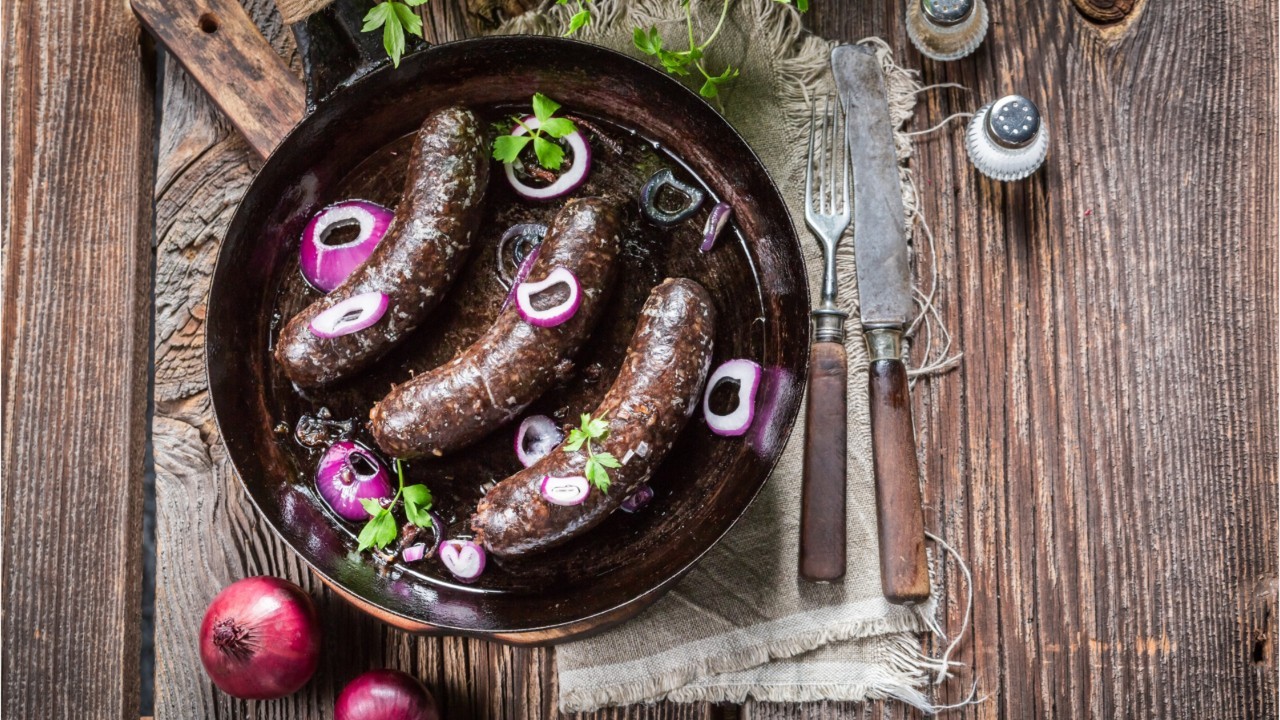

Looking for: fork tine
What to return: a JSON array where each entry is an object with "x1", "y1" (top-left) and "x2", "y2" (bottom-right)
[
  {"x1": 819, "y1": 96, "x2": 829, "y2": 215},
  {"x1": 805, "y1": 103, "x2": 816, "y2": 216},
  {"x1": 840, "y1": 98, "x2": 851, "y2": 217}
]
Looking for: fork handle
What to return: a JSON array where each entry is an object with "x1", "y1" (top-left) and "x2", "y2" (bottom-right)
[
  {"x1": 868, "y1": 336, "x2": 931, "y2": 604},
  {"x1": 800, "y1": 340, "x2": 848, "y2": 582}
]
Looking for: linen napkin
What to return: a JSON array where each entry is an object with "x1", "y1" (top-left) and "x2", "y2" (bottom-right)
[{"x1": 490, "y1": 0, "x2": 946, "y2": 712}]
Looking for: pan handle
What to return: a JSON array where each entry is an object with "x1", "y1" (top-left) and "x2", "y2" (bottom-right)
[
  {"x1": 130, "y1": 0, "x2": 425, "y2": 158},
  {"x1": 293, "y1": 0, "x2": 427, "y2": 110}
]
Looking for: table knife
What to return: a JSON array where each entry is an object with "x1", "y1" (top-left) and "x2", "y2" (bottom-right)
[{"x1": 831, "y1": 44, "x2": 931, "y2": 604}]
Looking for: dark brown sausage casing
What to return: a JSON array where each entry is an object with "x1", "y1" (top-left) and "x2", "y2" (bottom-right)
[
  {"x1": 471, "y1": 278, "x2": 716, "y2": 558},
  {"x1": 273, "y1": 107, "x2": 489, "y2": 387},
  {"x1": 369, "y1": 197, "x2": 624, "y2": 458}
]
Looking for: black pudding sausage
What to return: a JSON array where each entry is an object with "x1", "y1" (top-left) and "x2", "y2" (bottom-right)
[
  {"x1": 471, "y1": 278, "x2": 716, "y2": 558},
  {"x1": 274, "y1": 106, "x2": 489, "y2": 387},
  {"x1": 369, "y1": 197, "x2": 624, "y2": 458}
]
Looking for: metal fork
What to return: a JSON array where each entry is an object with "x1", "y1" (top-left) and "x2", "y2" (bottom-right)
[{"x1": 799, "y1": 97, "x2": 852, "y2": 583}]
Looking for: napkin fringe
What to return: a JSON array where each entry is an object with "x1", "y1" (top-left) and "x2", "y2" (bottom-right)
[{"x1": 558, "y1": 605, "x2": 940, "y2": 712}]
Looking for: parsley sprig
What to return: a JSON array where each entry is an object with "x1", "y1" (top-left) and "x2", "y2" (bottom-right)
[
  {"x1": 361, "y1": 0, "x2": 427, "y2": 68},
  {"x1": 357, "y1": 459, "x2": 434, "y2": 552},
  {"x1": 492, "y1": 93, "x2": 579, "y2": 171},
  {"x1": 563, "y1": 412, "x2": 621, "y2": 493}
]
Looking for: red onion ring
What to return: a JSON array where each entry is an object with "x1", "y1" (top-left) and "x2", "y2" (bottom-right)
[
  {"x1": 702, "y1": 359, "x2": 763, "y2": 436},
  {"x1": 300, "y1": 200, "x2": 393, "y2": 293},
  {"x1": 503, "y1": 116, "x2": 592, "y2": 200},
  {"x1": 620, "y1": 484, "x2": 654, "y2": 513},
  {"x1": 539, "y1": 474, "x2": 590, "y2": 506},
  {"x1": 309, "y1": 291, "x2": 388, "y2": 338},
  {"x1": 501, "y1": 244, "x2": 542, "y2": 313},
  {"x1": 700, "y1": 202, "x2": 733, "y2": 252},
  {"x1": 438, "y1": 540, "x2": 486, "y2": 582},
  {"x1": 402, "y1": 543, "x2": 427, "y2": 563},
  {"x1": 514, "y1": 267, "x2": 580, "y2": 327},
  {"x1": 496, "y1": 223, "x2": 547, "y2": 287},
  {"x1": 515, "y1": 415, "x2": 564, "y2": 467},
  {"x1": 315, "y1": 441, "x2": 394, "y2": 521}
]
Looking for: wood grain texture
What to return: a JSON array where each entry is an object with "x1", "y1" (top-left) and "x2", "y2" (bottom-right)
[
  {"x1": 1, "y1": 0, "x2": 154, "y2": 717},
  {"x1": 800, "y1": 340, "x2": 850, "y2": 582},
  {"x1": 132, "y1": 0, "x2": 305, "y2": 158},
  {"x1": 145, "y1": 0, "x2": 1277, "y2": 718},
  {"x1": 868, "y1": 358, "x2": 929, "y2": 604}
]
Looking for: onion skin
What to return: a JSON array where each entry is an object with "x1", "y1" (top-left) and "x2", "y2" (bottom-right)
[
  {"x1": 300, "y1": 201, "x2": 393, "y2": 293},
  {"x1": 700, "y1": 202, "x2": 732, "y2": 252},
  {"x1": 514, "y1": 415, "x2": 564, "y2": 467},
  {"x1": 335, "y1": 669, "x2": 439, "y2": 720},
  {"x1": 316, "y1": 441, "x2": 394, "y2": 521},
  {"x1": 199, "y1": 576, "x2": 321, "y2": 700},
  {"x1": 514, "y1": 267, "x2": 581, "y2": 328}
]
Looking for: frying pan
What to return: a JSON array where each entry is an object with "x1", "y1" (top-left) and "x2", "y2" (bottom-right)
[{"x1": 134, "y1": 0, "x2": 810, "y2": 644}]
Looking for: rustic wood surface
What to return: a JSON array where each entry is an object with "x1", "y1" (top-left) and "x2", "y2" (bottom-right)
[
  {"x1": 116, "y1": 0, "x2": 1280, "y2": 718},
  {"x1": 1, "y1": 0, "x2": 155, "y2": 718}
]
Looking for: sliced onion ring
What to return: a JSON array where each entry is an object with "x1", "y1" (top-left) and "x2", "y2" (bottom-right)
[
  {"x1": 503, "y1": 116, "x2": 592, "y2": 201},
  {"x1": 539, "y1": 474, "x2": 590, "y2": 506},
  {"x1": 401, "y1": 543, "x2": 427, "y2": 563},
  {"x1": 501, "y1": 244, "x2": 542, "y2": 313},
  {"x1": 702, "y1": 359, "x2": 763, "y2": 436},
  {"x1": 700, "y1": 202, "x2": 732, "y2": 253},
  {"x1": 496, "y1": 223, "x2": 548, "y2": 289},
  {"x1": 515, "y1": 267, "x2": 580, "y2": 327},
  {"x1": 300, "y1": 200, "x2": 393, "y2": 293},
  {"x1": 439, "y1": 540, "x2": 486, "y2": 582},
  {"x1": 641, "y1": 168, "x2": 706, "y2": 226},
  {"x1": 309, "y1": 291, "x2": 389, "y2": 339},
  {"x1": 515, "y1": 415, "x2": 564, "y2": 467},
  {"x1": 620, "y1": 484, "x2": 654, "y2": 513}
]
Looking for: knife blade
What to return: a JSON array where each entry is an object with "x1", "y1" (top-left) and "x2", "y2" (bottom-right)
[
  {"x1": 831, "y1": 44, "x2": 913, "y2": 329},
  {"x1": 830, "y1": 43, "x2": 931, "y2": 605}
]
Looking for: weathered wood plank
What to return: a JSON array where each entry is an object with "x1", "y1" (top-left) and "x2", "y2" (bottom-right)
[
  {"x1": 147, "y1": 0, "x2": 1277, "y2": 718},
  {"x1": 1, "y1": 0, "x2": 155, "y2": 717}
]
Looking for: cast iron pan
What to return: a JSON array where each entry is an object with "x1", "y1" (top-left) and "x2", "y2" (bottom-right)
[{"x1": 135, "y1": 0, "x2": 810, "y2": 644}]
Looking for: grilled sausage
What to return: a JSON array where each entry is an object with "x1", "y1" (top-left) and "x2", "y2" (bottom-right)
[
  {"x1": 274, "y1": 107, "x2": 489, "y2": 387},
  {"x1": 369, "y1": 197, "x2": 624, "y2": 458},
  {"x1": 471, "y1": 278, "x2": 716, "y2": 558}
]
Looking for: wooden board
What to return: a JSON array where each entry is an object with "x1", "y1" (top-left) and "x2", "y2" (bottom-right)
[
  {"x1": 142, "y1": 1, "x2": 1278, "y2": 719},
  {"x1": 1, "y1": 0, "x2": 155, "y2": 718}
]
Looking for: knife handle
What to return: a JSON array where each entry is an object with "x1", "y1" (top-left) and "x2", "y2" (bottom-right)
[
  {"x1": 868, "y1": 354, "x2": 931, "y2": 604},
  {"x1": 800, "y1": 340, "x2": 848, "y2": 582}
]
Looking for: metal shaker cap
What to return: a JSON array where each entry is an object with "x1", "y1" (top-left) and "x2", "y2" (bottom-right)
[
  {"x1": 965, "y1": 94, "x2": 1050, "y2": 181},
  {"x1": 907, "y1": 0, "x2": 987, "y2": 62},
  {"x1": 985, "y1": 95, "x2": 1041, "y2": 148},
  {"x1": 921, "y1": 0, "x2": 974, "y2": 26}
]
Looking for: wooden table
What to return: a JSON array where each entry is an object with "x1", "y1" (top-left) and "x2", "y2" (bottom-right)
[{"x1": 4, "y1": 0, "x2": 1276, "y2": 717}]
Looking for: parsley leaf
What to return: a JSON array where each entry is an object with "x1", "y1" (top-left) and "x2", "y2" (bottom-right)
[
  {"x1": 532, "y1": 92, "x2": 561, "y2": 123},
  {"x1": 402, "y1": 483, "x2": 433, "y2": 528},
  {"x1": 699, "y1": 65, "x2": 738, "y2": 99},
  {"x1": 566, "y1": 9, "x2": 590, "y2": 35},
  {"x1": 562, "y1": 412, "x2": 617, "y2": 494},
  {"x1": 361, "y1": 0, "x2": 426, "y2": 68},
  {"x1": 492, "y1": 134, "x2": 531, "y2": 164},
  {"x1": 538, "y1": 117, "x2": 576, "y2": 139},
  {"x1": 533, "y1": 136, "x2": 566, "y2": 170},
  {"x1": 355, "y1": 459, "x2": 434, "y2": 553},
  {"x1": 633, "y1": 26, "x2": 663, "y2": 55},
  {"x1": 357, "y1": 509, "x2": 396, "y2": 552}
]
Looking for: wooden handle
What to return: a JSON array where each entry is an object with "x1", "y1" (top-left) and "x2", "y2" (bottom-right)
[
  {"x1": 800, "y1": 341, "x2": 848, "y2": 582},
  {"x1": 130, "y1": 0, "x2": 305, "y2": 158},
  {"x1": 869, "y1": 358, "x2": 931, "y2": 603}
]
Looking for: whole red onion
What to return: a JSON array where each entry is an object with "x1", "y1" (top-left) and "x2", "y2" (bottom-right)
[
  {"x1": 336, "y1": 669, "x2": 439, "y2": 720},
  {"x1": 199, "y1": 576, "x2": 322, "y2": 700}
]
